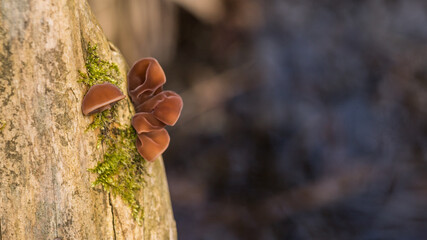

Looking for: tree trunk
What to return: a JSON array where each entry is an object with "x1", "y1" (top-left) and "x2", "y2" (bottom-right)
[{"x1": 0, "y1": 0, "x2": 177, "y2": 239}]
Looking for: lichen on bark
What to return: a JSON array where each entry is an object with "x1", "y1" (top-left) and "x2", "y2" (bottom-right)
[{"x1": 0, "y1": 119, "x2": 5, "y2": 131}]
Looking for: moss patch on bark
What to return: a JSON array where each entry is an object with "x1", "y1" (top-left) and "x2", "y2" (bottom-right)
[{"x1": 79, "y1": 43, "x2": 145, "y2": 224}]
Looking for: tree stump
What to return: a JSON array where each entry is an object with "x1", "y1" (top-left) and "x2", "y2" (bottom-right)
[{"x1": 0, "y1": 0, "x2": 177, "y2": 239}]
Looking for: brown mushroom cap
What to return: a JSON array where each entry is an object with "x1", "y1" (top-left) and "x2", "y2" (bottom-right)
[
  {"x1": 132, "y1": 112, "x2": 166, "y2": 133},
  {"x1": 127, "y1": 58, "x2": 166, "y2": 106},
  {"x1": 81, "y1": 83, "x2": 126, "y2": 115},
  {"x1": 134, "y1": 91, "x2": 183, "y2": 126},
  {"x1": 136, "y1": 129, "x2": 170, "y2": 161}
]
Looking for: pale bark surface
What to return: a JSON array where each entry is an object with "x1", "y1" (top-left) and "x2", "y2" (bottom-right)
[{"x1": 0, "y1": 0, "x2": 177, "y2": 239}]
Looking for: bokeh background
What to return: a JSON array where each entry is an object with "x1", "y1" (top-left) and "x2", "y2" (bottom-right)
[{"x1": 88, "y1": 0, "x2": 427, "y2": 239}]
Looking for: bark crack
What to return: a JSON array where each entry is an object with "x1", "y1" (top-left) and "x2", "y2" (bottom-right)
[
  {"x1": 49, "y1": 135, "x2": 59, "y2": 237},
  {"x1": 52, "y1": 166, "x2": 59, "y2": 237},
  {"x1": 108, "y1": 193, "x2": 117, "y2": 240}
]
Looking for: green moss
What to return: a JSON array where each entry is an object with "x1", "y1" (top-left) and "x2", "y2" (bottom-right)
[
  {"x1": 79, "y1": 43, "x2": 146, "y2": 224},
  {"x1": 78, "y1": 43, "x2": 121, "y2": 87}
]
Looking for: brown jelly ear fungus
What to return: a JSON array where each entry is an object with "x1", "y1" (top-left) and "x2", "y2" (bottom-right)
[
  {"x1": 132, "y1": 112, "x2": 166, "y2": 133},
  {"x1": 134, "y1": 90, "x2": 183, "y2": 126},
  {"x1": 81, "y1": 83, "x2": 125, "y2": 115},
  {"x1": 127, "y1": 58, "x2": 166, "y2": 106},
  {"x1": 136, "y1": 129, "x2": 170, "y2": 162},
  {"x1": 131, "y1": 90, "x2": 183, "y2": 133},
  {"x1": 132, "y1": 91, "x2": 183, "y2": 134},
  {"x1": 127, "y1": 58, "x2": 183, "y2": 162}
]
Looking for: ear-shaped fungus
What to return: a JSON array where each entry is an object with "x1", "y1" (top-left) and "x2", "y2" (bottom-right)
[
  {"x1": 132, "y1": 112, "x2": 166, "y2": 133},
  {"x1": 127, "y1": 58, "x2": 166, "y2": 106},
  {"x1": 136, "y1": 129, "x2": 170, "y2": 162},
  {"x1": 134, "y1": 91, "x2": 183, "y2": 126},
  {"x1": 82, "y1": 83, "x2": 125, "y2": 115}
]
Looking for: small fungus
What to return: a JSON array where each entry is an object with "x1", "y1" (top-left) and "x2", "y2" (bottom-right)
[
  {"x1": 128, "y1": 58, "x2": 166, "y2": 106},
  {"x1": 132, "y1": 112, "x2": 166, "y2": 133},
  {"x1": 81, "y1": 83, "x2": 125, "y2": 115},
  {"x1": 136, "y1": 129, "x2": 170, "y2": 162},
  {"x1": 134, "y1": 90, "x2": 183, "y2": 126}
]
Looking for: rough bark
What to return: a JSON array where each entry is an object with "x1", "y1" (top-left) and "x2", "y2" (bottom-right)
[{"x1": 0, "y1": 0, "x2": 177, "y2": 239}]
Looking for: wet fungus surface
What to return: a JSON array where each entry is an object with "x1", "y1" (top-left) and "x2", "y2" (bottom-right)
[
  {"x1": 132, "y1": 112, "x2": 166, "y2": 133},
  {"x1": 136, "y1": 128, "x2": 170, "y2": 162},
  {"x1": 81, "y1": 82, "x2": 125, "y2": 115},
  {"x1": 128, "y1": 57, "x2": 166, "y2": 106},
  {"x1": 134, "y1": 90, "x2": 183, "y2": 126}
]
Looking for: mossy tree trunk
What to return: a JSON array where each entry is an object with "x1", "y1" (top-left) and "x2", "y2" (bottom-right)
[{"x1": 0, "y1": 0, "x2": 177, "y2": 239}]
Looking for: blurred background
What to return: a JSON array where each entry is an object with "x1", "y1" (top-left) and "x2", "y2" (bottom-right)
[{"x1": 88, "y1": 0, "x2": 427, "y2": 239}]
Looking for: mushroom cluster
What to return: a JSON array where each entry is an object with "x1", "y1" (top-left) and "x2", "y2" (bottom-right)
[
  {"x1": 81, "y1": 58, "x2": 182, "y2": 163},
  {"x1": 128, "y1": 58, "x2": 183, "y2": 162}
]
